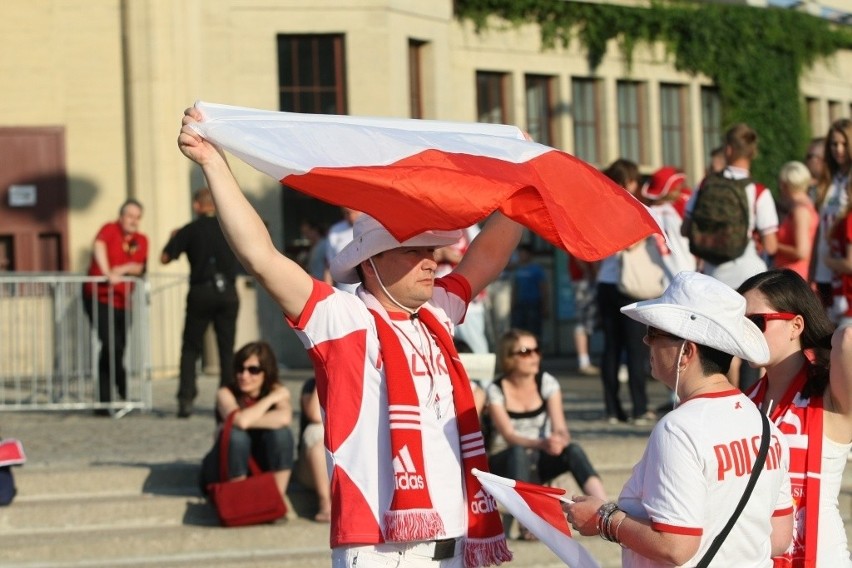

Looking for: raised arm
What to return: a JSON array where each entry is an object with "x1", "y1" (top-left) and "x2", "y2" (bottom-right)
[
  {"x1": 454, "y1": 212, "x2": 523, "y2": 297},
  {"x1": 178, "y1": 107, "x2": 313, "y2": 319}
]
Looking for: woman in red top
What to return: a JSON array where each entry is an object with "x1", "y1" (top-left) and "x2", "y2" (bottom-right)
[{"x1": 774, "y1": 161, "x2": 818, "y2": 280}]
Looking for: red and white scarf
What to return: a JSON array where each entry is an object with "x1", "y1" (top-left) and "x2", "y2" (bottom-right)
[
  {"x1": 747, "y1": 364, "x2": 823, "y2": 567},
  {"x1": 369, "y1": 307, "x2": 512, "y2": 568}
]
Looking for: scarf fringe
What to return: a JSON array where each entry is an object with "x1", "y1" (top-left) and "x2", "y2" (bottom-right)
[
  {"x1": 463, "y1": 535, "x2": 513, "y2": 568},
  {"x1": 383, "y1": 509, "x2": 445, "y2": 542}
]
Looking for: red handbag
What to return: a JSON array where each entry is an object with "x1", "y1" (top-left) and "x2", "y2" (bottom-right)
[{"x1": 207, "y1": 410, "x2": 287, "y2": 527}]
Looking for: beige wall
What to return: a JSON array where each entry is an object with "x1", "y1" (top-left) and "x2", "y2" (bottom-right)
[
  {"x1": 2, "y1": 0, "x2": 851, "y2": 365},
  {"x1": 4, "y1": 0, "x2": 848, "y2": 265},
  {"x1": 1, "y1": 0, "x2": 128, "y2": 270}
]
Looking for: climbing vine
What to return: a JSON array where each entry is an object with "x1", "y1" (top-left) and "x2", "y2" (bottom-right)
[{"x1": 455, "y1": 0, "x2": 852, "y2": 185}]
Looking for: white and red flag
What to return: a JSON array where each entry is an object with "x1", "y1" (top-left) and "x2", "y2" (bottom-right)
[
  {"x1": 472, "y1": 468, "x2": 600, "y2": 568},
  {"x1": 189, "y1": 101, "x2": 659, "y2": 260}
]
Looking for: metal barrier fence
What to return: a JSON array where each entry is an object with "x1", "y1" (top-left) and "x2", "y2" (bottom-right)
[
  {"x1": 0, "y1": 272, "x2": 270, "y2": 417},
  {"x1": 0, "y1": 274, "x2": 185, "y2": 416}
]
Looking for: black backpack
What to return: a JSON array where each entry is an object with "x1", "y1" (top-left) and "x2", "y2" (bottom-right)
[{"x1": 687, "y1": 172, "x2": 755, "y2": 265}]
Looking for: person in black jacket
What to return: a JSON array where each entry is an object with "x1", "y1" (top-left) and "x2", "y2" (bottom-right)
[{"x1": 162, "y1": 187, "x2": 241, "y2": 418}]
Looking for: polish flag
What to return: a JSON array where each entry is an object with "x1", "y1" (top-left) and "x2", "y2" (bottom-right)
[
  {"x1": 189, "y1": 102, "x2": 659, "y2": 261},
  {"x1": 472, "y1": 469, "x2": 600, "y2": 568}
]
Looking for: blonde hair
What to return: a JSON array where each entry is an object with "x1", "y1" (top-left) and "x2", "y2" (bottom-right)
[{"x1": 778, "y1": 161, "x2": 811, "y2": 193}]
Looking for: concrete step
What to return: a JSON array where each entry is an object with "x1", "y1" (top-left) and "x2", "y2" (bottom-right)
[
  {"x1": 13, "y1": 463, "x2": 201, "y2": 501},
  {"x1": 0, "y1": 493, "x2": 209, "y2": 534},
  {"x1": 0, "y1": 522, "x2": 328, "y2": 566},
  {"x1": 4, "y1": 441, "x2": 850, "y2": 567}
]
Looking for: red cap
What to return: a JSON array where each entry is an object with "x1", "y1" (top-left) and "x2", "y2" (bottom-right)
[{"x1": 641, "y1": 166, "x2": 687, "y2": 200}]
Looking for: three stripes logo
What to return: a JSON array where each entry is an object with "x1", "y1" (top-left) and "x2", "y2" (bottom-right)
[{"x1": 392, "y1": 445, "x2": 425, "y2": 490}]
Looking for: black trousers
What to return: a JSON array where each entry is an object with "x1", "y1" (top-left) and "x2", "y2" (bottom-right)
[
  {"x1": 177, "y1": 284, "x2": 239, "y2": 405},
  {"x1": 488, "y1": 443, "x2": 599, "y2": 489},
  {"x1": 83, "y1": 296, "x2": 129, "y2": 403},
  {"x1": 597, "y1": 282, "x2": 649, "y2": 421}
]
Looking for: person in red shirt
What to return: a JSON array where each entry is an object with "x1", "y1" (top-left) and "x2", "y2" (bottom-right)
[{"x1": 83, "y1": 199, "x2": 148, "y2": 414}]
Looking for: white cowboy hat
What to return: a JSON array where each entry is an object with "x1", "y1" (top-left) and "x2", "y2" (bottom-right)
[
  {"x1": 620, "y1": 271, "x2": 769, "y2": 364},
  {"x1": 329, "y1": 214, "x2": 461, "y2": 284}
]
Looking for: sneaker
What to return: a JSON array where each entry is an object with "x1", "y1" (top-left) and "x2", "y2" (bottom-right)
[
  {"x1": 579, "y1": 364, "x2": 600, "y2": 376},
  {"x1": 618, "y1": 364, "x2": 629, "y2": 383},
  {"x1": 632, "y1": 411, "x2": 657, "y2": 426}
]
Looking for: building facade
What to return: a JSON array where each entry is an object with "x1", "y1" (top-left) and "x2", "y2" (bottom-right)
[{"x1": 1, "y1": 0, "x2": 850, "y2": 364}]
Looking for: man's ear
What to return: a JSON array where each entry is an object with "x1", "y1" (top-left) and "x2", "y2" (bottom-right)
[{"x1": 680, "y1": 340, "x2": 694, "y2": 370}]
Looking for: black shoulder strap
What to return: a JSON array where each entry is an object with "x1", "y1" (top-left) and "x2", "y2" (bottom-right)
[{"x1": 696, "y1": 411, "x2": 771, "y2": 567}]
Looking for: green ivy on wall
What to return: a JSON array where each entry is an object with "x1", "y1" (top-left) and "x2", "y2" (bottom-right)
[{"x1": 455, "y1": 0, "x2": 852, "y2": 185}]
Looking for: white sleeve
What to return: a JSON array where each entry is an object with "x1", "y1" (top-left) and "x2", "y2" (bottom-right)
[
  {"x1": 640, "y1": 422, "x2": 706, "y2": 533},
  {"x1": 754, "y1": 187, "x2": 779, "y2": 235},
  {"x1": 485, "y1": 381, "x2": 505, "y2": 407},
  {"x1": 540, "y1": 372, "x2": 560, "y2": 400}
]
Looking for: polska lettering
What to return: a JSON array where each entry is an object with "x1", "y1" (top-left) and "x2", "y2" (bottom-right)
[
  {"x1": 714, "y1": 434, "x2": 783, "y2": 480},
  {"x1": 470, "y1": 489, "x2": 498, "y2": 514}
]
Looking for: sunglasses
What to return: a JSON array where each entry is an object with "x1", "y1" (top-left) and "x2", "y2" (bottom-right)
[
  {"x1": 646, "y1": 327, "x2": 680, "y2": 341},
  {"x1": 237, "y1": 365, "x2": 263, "y2": 375},
  {"x1": 746, "y1": 312, "x2": 796, "y2": 332},
  {"x1": 511, "y1": 347, "x2": 541, "y2": 358}
]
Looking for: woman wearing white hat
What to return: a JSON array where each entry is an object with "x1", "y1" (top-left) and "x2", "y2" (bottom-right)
[{"x1": 565, "y1": 271, "x2": 793, "y2": 567}]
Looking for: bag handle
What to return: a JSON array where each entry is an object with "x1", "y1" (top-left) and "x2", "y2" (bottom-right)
[
  {"x1": 218, "y1": 410, "x2": 262, "y2": 482},
  {"x1": 696, "y1": 411, "x2": 771, "y2": 567}
]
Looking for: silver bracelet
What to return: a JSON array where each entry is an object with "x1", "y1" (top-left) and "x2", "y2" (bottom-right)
[{"x1": 596, "y1": 502, "x2": 620, "y2": 541}]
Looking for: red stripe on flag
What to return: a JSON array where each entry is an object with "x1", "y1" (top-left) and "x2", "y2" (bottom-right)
[
  {"x1": 512, "y1": 480, "x2": 572, "y2": 538},
  {"x1": 282, "y1": 148, "x2": 657, "y2": 261}
]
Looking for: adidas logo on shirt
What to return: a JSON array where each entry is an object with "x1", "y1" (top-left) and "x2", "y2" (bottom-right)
[
  {"x1": 392, "y1": 445, "x2": 425, "y2": 490},
  {"x1": 470, "y1": 488, "x2": 498, "y2": 514}
]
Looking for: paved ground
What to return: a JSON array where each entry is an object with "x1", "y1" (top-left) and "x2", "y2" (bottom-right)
[
  {"x1": 0, "y1": 360, "x2": 679, "y2": 567},
  {"x1": 1, "y1": 359, "x2": 667, "y2": 469}
]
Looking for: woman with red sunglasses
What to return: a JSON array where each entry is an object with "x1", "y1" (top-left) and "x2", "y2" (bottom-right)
[
  {"x1": 738, "y1": 269, "x2": 852, "y2": 566},
  {"x1": 199, "y1": 341, "x2": 295, "y2": 500}
]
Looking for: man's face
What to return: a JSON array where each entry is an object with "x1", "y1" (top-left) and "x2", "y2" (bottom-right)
[
  {"x1": 119, "y1": 204, "x2": 143, "y2": 235},
  {"x1": 367, "y1": 246, "x2": 438, "y2": 309},
  {"x1": 806, "y1": 143, "x2": 825, "y2": 179}
]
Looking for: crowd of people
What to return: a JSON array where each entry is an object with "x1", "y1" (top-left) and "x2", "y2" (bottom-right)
[{"x1": 73, "y1": 110, "x2": 851, "y2": 567}]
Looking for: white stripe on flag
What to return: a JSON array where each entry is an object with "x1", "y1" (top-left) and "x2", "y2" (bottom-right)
[{"x1": 473, "y1": 469, "x2": 600, "y2": 568}]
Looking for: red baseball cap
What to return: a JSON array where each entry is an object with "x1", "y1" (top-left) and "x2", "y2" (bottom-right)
[{"x1": 641, "y1": 166, "x2": 687, "y2": 200}]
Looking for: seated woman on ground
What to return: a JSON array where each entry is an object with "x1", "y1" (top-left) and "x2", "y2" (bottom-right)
[
  {"x1": 200, "y1": 341, "x2": 295, "y2": 499},
  {"x1": 486, "y1": 329, "x2": 607, "y2": 538},
  {"x1": 295, "y1": 377, "x2": 331, "y2": 522}
]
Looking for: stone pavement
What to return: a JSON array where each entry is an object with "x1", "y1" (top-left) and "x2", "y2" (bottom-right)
[
  {"x1": 0, "y1": 360, "x2": 668, "y2": 567},
  {"x1": 3, "y1": 360, "x2": 847, "y2": 567},
  {"x1": 1, "y1": 360, "x2": 662, "y2": 468}
]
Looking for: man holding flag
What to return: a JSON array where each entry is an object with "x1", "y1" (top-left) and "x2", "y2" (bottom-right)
[
  {"x1": 178, "y1": 106, "x2": 518, "y2": 567},
  {"x1": 178, "y1": 101, "x2": 661, "y2": 568}
]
